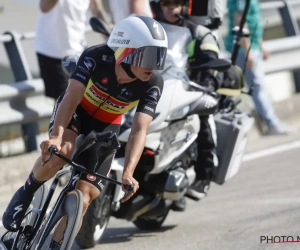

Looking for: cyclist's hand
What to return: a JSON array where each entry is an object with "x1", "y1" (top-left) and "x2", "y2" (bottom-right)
[
  {"x1": 121, "y1": 173, "x2": 139, "y2": 203},
  {"x1": 40, "y1": 136, "x2": 62, "y2": 165}
]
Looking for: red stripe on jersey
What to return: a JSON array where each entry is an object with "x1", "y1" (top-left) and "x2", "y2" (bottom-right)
[{"x1": 80, "y1": 98, "x2": 122, "y2": 124}]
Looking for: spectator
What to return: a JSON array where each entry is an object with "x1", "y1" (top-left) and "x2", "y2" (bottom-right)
[
  {"x1": 225, "y1": 0, "x2": 291, "y2": 135},
  {"x1": 34, "y1": 0, "x2": 107, "y2": 101}
]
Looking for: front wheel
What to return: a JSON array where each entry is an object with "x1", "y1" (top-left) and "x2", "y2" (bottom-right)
[
  {"x1": 75, "y1": 182, "x2": 115, "y2": 249},
  {"x1": 1, "y1": 184, "x2": 48, "y2": 250},
  {"x1": 34, "y1": 189, "x2": 83, "y2": 250}
]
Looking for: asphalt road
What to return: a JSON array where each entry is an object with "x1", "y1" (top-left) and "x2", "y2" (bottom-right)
[{"x1": 1, "y1": 133, "x2": 300, "y2": 250}]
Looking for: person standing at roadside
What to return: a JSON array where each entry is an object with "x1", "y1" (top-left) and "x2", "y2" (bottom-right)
[
  {"x1": 35, "y1": 0, "x2": 108, "y2": 101},
  {"x1": 109, "y1": 0, "x2": 153, "y2": 24},
  {"x1": 225, "y1": 0, "x2": 292, "y2": 135}
]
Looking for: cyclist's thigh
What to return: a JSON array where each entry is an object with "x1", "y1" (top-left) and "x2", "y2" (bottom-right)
[{"x1": 78, "y1": 122, "x2": 120, "y2": 191}]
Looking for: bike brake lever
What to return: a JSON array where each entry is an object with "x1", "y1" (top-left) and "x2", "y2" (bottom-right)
[
  {"x1": 44, "y1": 145, "x2": 58, "y2": 165},
  {"x1": 120, "y1": 184, "x2": 134, "y2": 202}
]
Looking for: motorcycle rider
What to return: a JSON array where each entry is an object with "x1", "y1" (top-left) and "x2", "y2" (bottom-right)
[
  {"x1": 151, "y1": 0, "x2": 224, "y2": 210},
  {"x1": 2, "y1": 16, "x2": 168, "y2": 241}
]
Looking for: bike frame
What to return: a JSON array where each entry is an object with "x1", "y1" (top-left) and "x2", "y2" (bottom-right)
[
  {"x1": 0, "y1": 133, "x2": 130, "y2": 250},
  {"x1": 32, "y1": 153, "x2": 124, "y2": 250}
]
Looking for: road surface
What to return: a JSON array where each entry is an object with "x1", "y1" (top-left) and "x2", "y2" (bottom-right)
[{"x1": 1, "y1": 132, "x2": 300, "y2": 250}]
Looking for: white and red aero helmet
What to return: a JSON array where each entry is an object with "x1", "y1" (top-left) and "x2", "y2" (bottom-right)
[{"x1": 107, "y1": 16, "x2": 168, "y2": 70}]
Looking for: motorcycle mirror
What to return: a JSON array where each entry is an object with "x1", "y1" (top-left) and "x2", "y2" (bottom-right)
[
  {"x1": 89, "y1": 17, "x2": 111, "y2": 37},
  {"x1": 189, "y1": 59, "x2": 232, "y2": 72}
]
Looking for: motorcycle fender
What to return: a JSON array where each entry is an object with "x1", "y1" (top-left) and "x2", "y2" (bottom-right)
[{"x1": 111, "y1": 157, "x2": 126, "y2": 203}]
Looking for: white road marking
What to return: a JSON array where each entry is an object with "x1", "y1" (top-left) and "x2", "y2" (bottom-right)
[{"x1": 242, "y1": 140, "x2": 300, "y2": 162}]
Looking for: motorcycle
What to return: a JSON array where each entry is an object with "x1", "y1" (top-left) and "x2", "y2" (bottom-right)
[{"x1": 67, "y1": 18, "x2": 254, "y2": 249}]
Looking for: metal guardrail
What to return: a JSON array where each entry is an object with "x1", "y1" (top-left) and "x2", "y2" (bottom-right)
[
  {"x1": 260, "y1": 0, "x2": 300, "y2": 90},
  {"x1": 260, "y1": 0, "x2": 300, "y2": 10},
  {"x1": 0, "y1": 0, "x2": 300, "y2": 152},
  {"x1": 0, "y1": 79, "x2": 54, "y2": 125},
  {"x1": 264, "y1": 36, "x2": 300, "y2": 74},
  {"x1": 223, "y1": 0, "x2": 300, "y2": 89},
  {"x1": 0, "y1": 32, "x2": 35, "y2": 43},
  {"x1": 0, "y1": 26, "x2": 92, "y2": 152}
]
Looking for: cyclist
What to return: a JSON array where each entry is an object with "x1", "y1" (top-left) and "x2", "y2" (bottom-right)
[{"x1": 2, "y1": 16, "x2": 168, "y2": 239}]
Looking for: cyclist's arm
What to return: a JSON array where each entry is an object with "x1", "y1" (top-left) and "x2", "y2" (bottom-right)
[
  {"x1": 51, "y1": 47, "x2": 97, "y2": 139},
  {"x1": 123, "y1": 112, "x2": 153, "y2": 176},
  {"x1": 50, "y1": 80, "x2": 85, "y2": 139},
  {"x1": 130, "y1": 0, "x2": 148, "y2": 15},
  {"x1": 123, "y1": 73, "x2": 164, "y2": 176},
  {"x1": 40, "y1": 0, "x2": 59, "y2": 13}
]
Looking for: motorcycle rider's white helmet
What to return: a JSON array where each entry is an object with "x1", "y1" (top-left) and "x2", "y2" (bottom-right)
[{"x1": 107, "y1": 16, "x2": 168, "y2": 70}]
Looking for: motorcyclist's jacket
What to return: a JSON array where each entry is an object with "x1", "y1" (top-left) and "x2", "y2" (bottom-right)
[
  {"x1": 70, "y1": 44, "x2": 164, "y2": 125},
  {"x1": 150, "y1": 2, "x2": 222, "y2": 91},
  {"x1": 185, "y1": 22, "x2": 223, "y2": 90}
]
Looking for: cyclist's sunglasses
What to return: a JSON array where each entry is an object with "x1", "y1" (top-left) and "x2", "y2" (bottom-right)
[{"x1": 161, "y1": 0, "x2": 184, "y2": 7}]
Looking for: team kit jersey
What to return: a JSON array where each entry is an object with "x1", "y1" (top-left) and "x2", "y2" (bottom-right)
[
  {"x1": 70, "y1": 44, "x2": 164, "y2": 125},
  {"x1": 48, "y1": 44, "x2": 164, "y2": 190}
]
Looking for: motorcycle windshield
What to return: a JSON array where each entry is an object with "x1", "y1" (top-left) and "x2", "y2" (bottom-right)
[{"x1": 159, "y1": 22, "x2": 192, "y2": 70}]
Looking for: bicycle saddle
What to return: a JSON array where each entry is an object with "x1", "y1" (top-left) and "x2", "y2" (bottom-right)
[{"x1": 71, "y1": 131, "x2": 112, "y2": 160}]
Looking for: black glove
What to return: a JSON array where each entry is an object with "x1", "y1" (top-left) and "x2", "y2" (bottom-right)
[
  {"x1": 217, "y1": 65, "x2": 246, "y2": 96},
  {"x1": 200, "y1": 77, "x2": 218, "y2": 92}
]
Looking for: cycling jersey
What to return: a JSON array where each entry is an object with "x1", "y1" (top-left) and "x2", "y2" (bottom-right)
[
  {"x1": 70, "y1": 44, "x2": 164, "y2": 124},
  {"x1": 48, "y1": 44, "x2": 164, "y2": 191}
]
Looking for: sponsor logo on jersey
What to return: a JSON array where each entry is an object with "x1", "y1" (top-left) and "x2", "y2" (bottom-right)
[
  {"x1": 79, "y1": 66, "x2": 89, "y2": 74},
  {"x1": 89, "y1": 85, "x2": 129, "y2": 110},
  {"x1": 83, "y1": 57, "x2": 96, "y2": 71},
  {"x1": 144, "y1": 106, "x2": 154, "y2": 113},
  {"x1": 75, "y1": 73, "x2": 86, "y2": 80},
  {"x1": 80, "y1": 80, "x2": 139, "y2": 123},
  {"x1": 102, "y1": 55, "x2": 114, "y2": 62},
  {"x1": 102, "y1": 77, "x2": 108, "y2": 84},
  {"x1": 94, "y1": 82, "x2": 107, "y2": 91},
  {"x1": 146, "y1": 86, "x2": 161, "y2": 101}
]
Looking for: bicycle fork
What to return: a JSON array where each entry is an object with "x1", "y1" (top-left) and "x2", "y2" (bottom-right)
[{"x1": 27, "y1": 169, "x2": 73, "y2": 250}]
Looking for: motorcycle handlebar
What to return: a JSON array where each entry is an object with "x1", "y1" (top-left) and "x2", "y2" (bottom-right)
[{"x1": 220, "y1": 97, "x2": 242, "y2": 114}]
